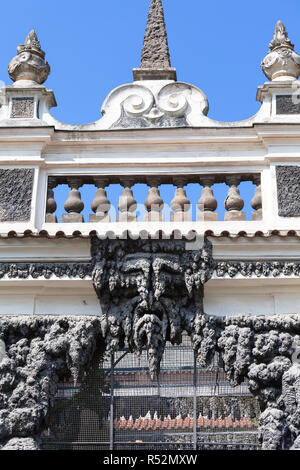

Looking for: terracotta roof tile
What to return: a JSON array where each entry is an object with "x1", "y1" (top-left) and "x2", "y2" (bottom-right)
[
  {"x1": 114, "y1": 412, "x2": 256, "y2": 432},
  {"x1": 1, "y1": 229, "x2": 300, "y2": 240}
]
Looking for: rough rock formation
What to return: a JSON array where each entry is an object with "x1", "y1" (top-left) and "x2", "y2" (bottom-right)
[
  {"x1": 0, "y1": 261, "x2": 93, "y2": 280},
  {"x1": 92, "y1": 238, "x2": 214, "y2": 378},
  {"x1": 1, "y1": 237, "x2": 300, "y2": 450},
  {"x1": 217, "y1": 315, "x2": 300, "y2": 450},
  {"x1": 1, "y1": 437, "x2": 40, "y2": 450},
  {"x1": 90, "y1": 238, "x2": 300, "y2": 449},
  {"x1": 0, "y1": 316, "x2": 102, "y2": 449},
  {"x1": 140, "y1": 0, "x2": 171, "y2": 70},
  {"x1": 215, "y1": 260, "x2": 300, "y2": 278},
  {"x1": 133, "y1": 0, "x2": 176, "y2": 80}
]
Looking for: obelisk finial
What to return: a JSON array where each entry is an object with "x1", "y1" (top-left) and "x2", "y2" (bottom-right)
[
  {"x1": 133, "y1": 0, "x2": 177, "y2": 81},
  {"x1": 8, "y1": 30, "x2": 50, "y2": 85}
]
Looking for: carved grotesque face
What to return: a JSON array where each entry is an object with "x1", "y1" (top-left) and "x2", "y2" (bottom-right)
[{"x1": 92, "y1": 238, "x2": 213, "y2": 377}]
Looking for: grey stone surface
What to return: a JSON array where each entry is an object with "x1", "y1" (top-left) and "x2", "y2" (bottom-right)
[
  {"x1": 269, "y1": 21, "x2": 294, "y2": 50},
  {"x1": 2, "y1": 437, "x2": 40, "y2": 450},
  {"x1": 214, "y1": 260, "x2": 300, "y2": 277},
  {"x1": 11, "y1": 98, "x2": 35, "y2": 118},
  {"x1": 0, "y1": 316, "x2": 102, "y2": 449},
  {"x1": 1, "y1": 237, "x2": 300, "y2": 449},
  {"x1": 89, "y1": 213, "x2": 110, "y2": 223},
  {"x1": 216, "y1": 315, "x2": 300, "y2": 450},
  {"x1": 1, "y1": 310, "x2": 300, "y2": 450},
  {"x1": 197, "y1": 212, "x2": 218, "y2": 221},
  {"x1": 0, "y1": 261, "x2": 93, "y2": 280},
  {"x1": 276, "y1": 95, "x2": 300, "y2": 114},
  {"x1": 0, "y1": 341, "x2": 7, "y2": 364},
  {"x1": 261, "y1": 21, "x2": 300, "y2": 81},
  {"x1": 2, "y1": 255, "x2": 300, "y2": 282},
  {"x1": 251, "y1": 209, "x2": 263, "y2": 221},
  {"x1": 0, "y1": 169, "x2": 34, "y2": 222},
  {"x1": 61, "y1": 213, "x2": 84, "y2": 223},
  {"x1": 276, "y1": 165, "x2": 300, "y2": 217},
  {"x1": 45, "y1": 214, "x2": 57, "y2": 223},
  {"x1": 133, "y1": 0, "x2": 176, "y2": 80},
  {"x1": 111, "y1": 106, "x2": 187, "y2": 129},
  {"x1": 8, "y1": 30, "x2": 50, "y2": 84},
  {"x1": 140, "y1": 0, "x2": 171, "y2": 69},
  {"x1": 224, "y1": 211, "x2": 246, "y2": 221},
  {"x1": 91, "y1": 237, "x2": 214, "y2": 378}
]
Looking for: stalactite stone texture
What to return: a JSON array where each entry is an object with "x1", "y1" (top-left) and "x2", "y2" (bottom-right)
[
  {"x1": 0, "y1": 316, "x2": 101, "y2": 449},
  {"x1": 92, "y1": 238, "x2": 214, "y2": 378}
]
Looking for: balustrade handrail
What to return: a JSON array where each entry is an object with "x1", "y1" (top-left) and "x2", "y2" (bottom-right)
[{"x1": 45, "y1": 173, "x2": 262, "y2": 224}]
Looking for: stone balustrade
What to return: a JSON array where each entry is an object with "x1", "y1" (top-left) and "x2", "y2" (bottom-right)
[{"x1": 45, "y1": 174, "x2": 262, "y2": 224}]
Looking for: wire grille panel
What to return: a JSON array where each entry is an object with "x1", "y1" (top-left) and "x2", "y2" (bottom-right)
[
  {"x1": 42, "y1": 356, "x2": 111, "y2": 450},
  {"x1": 42, "y1": 337, "x2": 260, "y2": 450}
]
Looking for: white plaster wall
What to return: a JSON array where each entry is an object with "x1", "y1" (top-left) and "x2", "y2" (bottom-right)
[
  {"x1": 1, "y1": 278, "x2": 300, "y2": 317},
  {"x1": 204, "y1": 279, "x2": 300, "y2": 316},
  {"x1": 0, "y1": 282, "x2": 100, "y2": 316},
  {"x1": 0, "y1": 238, "x2": 91, "y2": 262}
]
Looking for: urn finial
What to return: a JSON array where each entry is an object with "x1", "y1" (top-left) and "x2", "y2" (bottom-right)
[
  {"x1": 8, "y1": 30, "x2": 50, "y2": 85},
  {"x1": 261, "y1": 21, "x2": 300, "y2": 81}
]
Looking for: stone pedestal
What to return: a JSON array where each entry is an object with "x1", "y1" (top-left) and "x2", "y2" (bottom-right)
[
  {"x1": 89, "y1": 213, "x2": 111, "y2": 223},
  {"x1": 62, "y1": 213, "x2": 84, "y2": 223},
  {"x1": 117, "y1": 212, "x2": 137, "y2": 222},
  {"x1": 45, "y1": 214, "x2": 57, "y2": 223},
  {"x1": 224, "y1": 211, "x2": 246, "y2": 221},
  {"x1": 144, "y1": 212, "x2": 164, "y2": 222},
  {"x1": 197, "y1": 211, "x2": 218, "y2": 221},
  {"x1": 171, "y1": 211, "x2": 192, "y2": 222},
  {"x1": 252, "y1": 209, "x2": 263, "y2": 221}
]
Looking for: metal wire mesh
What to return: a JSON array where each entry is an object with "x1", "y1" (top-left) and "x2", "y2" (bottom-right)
[
  {"x1": 42, "y1": 337, "x2": 260, "y2": 450},
  {"x1": 42, "y1": 355, "x2": 111, "y2": 450},
  {"x1": 113, "y1": 339, "x2": 194, "y2": 450}
]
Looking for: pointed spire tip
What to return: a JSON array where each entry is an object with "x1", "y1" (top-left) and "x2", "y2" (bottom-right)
[
  {"x1": 133, "y1": 0, "x2": 177, "y2": 81},
  {"x1": 269, "y1": 20, "x2": 294, "y2": 51}
]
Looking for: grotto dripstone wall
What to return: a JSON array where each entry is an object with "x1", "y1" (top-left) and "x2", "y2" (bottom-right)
[
  {"x1": 0, "y1": 316, "x2": 102, "y2": 450},
  {"x1": 92, "y1": 238, "x2": 214, "y2": 378},
  {"x1": 1, "y1": 237, "x2": 300, "y2": 450}
]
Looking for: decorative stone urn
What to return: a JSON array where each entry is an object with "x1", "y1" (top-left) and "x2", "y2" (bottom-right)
[
  {"x1": 261, "y1": 21, "x2": 300, "y2": 81},
  {"x1": 8, "y1": 30, "x2": 50, "y2": 85}
]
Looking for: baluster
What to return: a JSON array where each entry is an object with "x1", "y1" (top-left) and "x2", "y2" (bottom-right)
[
  {"x1": 45, "y1": 177, "x2": 57, "y2": 223},
  {"x1": 62, "y1": 178, "x2": 84, "y2": 223},
  {"x1": 171, "y1": 178, "x2": 191, "y2": 221},
  {"x1": 90, "y1": 178, "x2": 111, "y2": 223},
  {"x1": 224, "y1": 176, "x2": 246, "y2": 221},
  {"x1": 197, "y1": 176, "x2": 218, "y2": 221},
  {"x1": 144, "y1": 178, "x2": 164, "y2": 222},
  {"x1": 251, "y1": 175, "x2": 262, "y2": 221},
  {"x1": 117, "y1": 179, "x2": 137, "y2": 222}
]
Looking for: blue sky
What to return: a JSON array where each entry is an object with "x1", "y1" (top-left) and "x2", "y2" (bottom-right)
[
  {"x1": 2, "y1": 0, "x2": 300, "y2": 123},
  {"x1": 1, "y1": 0, "x2": 300, "y2": 221}
]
